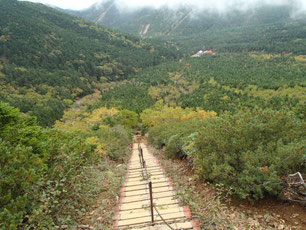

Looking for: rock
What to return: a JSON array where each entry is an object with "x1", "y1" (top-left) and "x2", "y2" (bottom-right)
[
  {"x1": 266, "y1": 215, "x2": 274, "y2": 223},
  {"x1": 78, "y1": 225, "x2": 93, "y2": 229},
  {"x1": 278, "y1": 224, "x2": 285, "y2": 230},
  {"x1": 61, "y1": 225, "x2": 68, "y2": 229},
  {"x1": 249, "y1": 219, "x2": 260, "y2": 227},
  {"x1": 280, "y1": 219, "x2": 285, "y2": 224}
]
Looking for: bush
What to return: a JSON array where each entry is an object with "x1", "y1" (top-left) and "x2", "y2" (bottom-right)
[
  {"x1": 148, "y1": 120, "x2": 206, "y2": 153},
  {"x1": 148, "y1": 107, "x2": 305, "y2": 200},
  {"x1": 25, "y1": 130, "x2": 101, "y2": 229},
  {"x1": 165, "y1": 134, "x2": 184, "y2": 158},
  {"x1": 94, "y1": 125, "x2": 132, "y2": 161},
  {"x1": 0, "y1": 102, "x2": 46, "y2": 229},
  {"x1": 195, "y1": 109, "x2": 305, "y2": 200},
  {"x1": 117, "y1": 110, "x2": 139, "y2": 128},
  {"x1": 0, "y1": 103, "x2": 132, "y2": 228},
  {"x1": 0, "y1": 142, "x2": 45, "y2": 229}
]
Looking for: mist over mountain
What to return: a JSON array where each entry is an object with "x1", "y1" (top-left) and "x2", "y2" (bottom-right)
[
  {"x1": 65, "y1": 0, "x2": 306, "y2": 54},
  {"x1": 92, "y1": 0, "x2": 306, "y2": 14}
]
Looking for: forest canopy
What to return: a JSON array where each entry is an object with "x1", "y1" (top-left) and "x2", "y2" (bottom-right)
[{"x1": 0, "y1": 0, "x2": 180, "y2": 126}]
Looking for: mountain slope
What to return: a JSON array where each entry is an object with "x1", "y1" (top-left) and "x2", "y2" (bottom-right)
[
  {"x1": 69, "y1": 0, "x2": 306, "y2": 54},
  {"x1": 0, "y1": 0, "x2": 179, "y2": 126}
]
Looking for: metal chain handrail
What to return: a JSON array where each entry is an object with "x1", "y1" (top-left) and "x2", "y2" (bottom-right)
[{"x1": 138, "y1": 143, "x2": 183, "y2": 230}]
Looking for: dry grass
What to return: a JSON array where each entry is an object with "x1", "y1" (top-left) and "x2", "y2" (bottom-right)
[{"x1": 77, "y1": 148, "x2": 132, "y2": 230}]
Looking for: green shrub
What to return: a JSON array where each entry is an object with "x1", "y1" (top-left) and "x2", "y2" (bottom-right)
[
  {"x1": 118, "y1": 110, "x2": 139, "y2": 128},
  {"x1": 195, "y1": 109, "x2": 305, "y2": 200},
  {"x1": 0, "y1": 102, "x2": 46, "y2": 229},
  {"x1": 94, "y1": 125, "x2": 132, "y2": 161},
  {"x1": 148, "y1": 107, "x2": 305, "y2": 200},
  {"x1": 25, "y1": 129, "x2": 101, "y2": 229},
  {"x1": 0, "y1": 103, "x2": 132, "y2": 228},
  {"x1": 148, "y1": 120, "x2": 205, "y2": 152},
  {"x1": 165, "y1": 134, "x2": 183, "y2": 158},
  {"x1": 0, "y1": 142, "x2": 45, "y2": 229}
]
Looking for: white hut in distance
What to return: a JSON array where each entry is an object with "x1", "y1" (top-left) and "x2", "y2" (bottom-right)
[{"x1": 191, "y1": 49, "x2": 214, "y2": 57}]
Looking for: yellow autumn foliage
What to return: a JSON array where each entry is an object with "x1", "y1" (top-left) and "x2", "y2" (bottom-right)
[
  {"x1": 86, "y1": 107, "x2": 118, "y2": 126},
  {"x1": 86, "y1": 136, "x2": 100, "y2": 146},
  {"x1": 295, "y1": 55, "x2": 306, "y2": 62},
  {"x1": 86, "y1": 137, "x2": 107, "y2": 156},
  {"x1": 181, "y1": 109, "x2": 217, "y2": 121},
  {"x1": 55, "y1": 107, "x2": 120, "y2": 132},
  {"x1": 54, "y1": 116, "x2": 89, "y2": 132},
  {"x1": 141, "y1": 103, "x2": 217, "y2": 127},
  {"x1": 96, "y1": 143, "x2": 107, "y2": 156}
]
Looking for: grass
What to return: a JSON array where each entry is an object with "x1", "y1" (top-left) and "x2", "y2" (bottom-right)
[{"x1": 77, "y1": 152, "x2": 131, "y2": 229}]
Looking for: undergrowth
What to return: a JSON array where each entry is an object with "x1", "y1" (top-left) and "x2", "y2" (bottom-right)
[
  {"x1": 148, "y1": 146, "x2": 276, "y2": 229},
  {"x1": 0, "y1": 102, "x2": 132, "y2": 229}
]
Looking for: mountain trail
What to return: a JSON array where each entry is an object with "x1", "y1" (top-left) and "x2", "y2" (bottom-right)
[{"x1": 114, "y1": 140, "x2": 200, "y2": 230}]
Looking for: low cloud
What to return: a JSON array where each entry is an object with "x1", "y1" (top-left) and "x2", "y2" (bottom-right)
[
  {"x1": 25, "y1": 0, "x2": 306, "y2": 14},
  {"x1": 110, "y1": 0, "x2": 306, "y2": 14}
]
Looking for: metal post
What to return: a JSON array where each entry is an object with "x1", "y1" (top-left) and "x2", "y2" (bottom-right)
[
  {"x1": 139, "y1": 152, "x2": 142, "y2": 167},
  {"x1": 139, "y1": 147, "x2": 143, "y2": 165},
  {"x1": 140, "y1": 148, "x2": 144, "y2": 162},
  {"x1": 143, "y1": 161, "x2": 146, "y2": 179},
  {"x1": 149, "y1": 181, "x2": 154, "y2": 225}
]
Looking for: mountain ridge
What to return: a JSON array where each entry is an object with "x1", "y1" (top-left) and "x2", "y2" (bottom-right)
[
  {"x1": 66, "y1": 0, "x2": 306, "y2": 54},
  {"x1": 0, "y1": 0, "x2": 179, "y2": 126}
]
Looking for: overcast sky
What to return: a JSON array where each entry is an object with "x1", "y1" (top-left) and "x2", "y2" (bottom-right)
[
  {"x1": 25, "y1": 0, "x2": 98, "y2": 10},
  {"x1": 25, "y1": 0, "x2": 306, "y2": 12}
]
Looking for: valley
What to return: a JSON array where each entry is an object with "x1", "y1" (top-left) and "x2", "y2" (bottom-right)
[{"x1": 0, "y1": 0, "x2": 305, "y2": 229}]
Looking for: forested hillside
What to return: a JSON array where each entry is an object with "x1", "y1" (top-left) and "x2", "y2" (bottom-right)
[
  {"x1": 0, "y1": 0, "x2": 179, "y2": 126},
  {"x1": 1, "y1": 0, "x2": 305, "y2": 229},
  {"x1": 95, "y1": 53, "x2": 305, "y2": 116},
  {"x1": 69, "y1": 0, "x2": 306, "y2": 54},
  {"x1": 93, "y1": 52, "x2": 305, "y2": 201}
]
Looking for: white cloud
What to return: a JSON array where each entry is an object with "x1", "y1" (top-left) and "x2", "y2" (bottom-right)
[
  {"x1": 24, "y1": 0, "x2": 306, "y2": 12},
  {"x1": 115, "y1": 0, "x2": 294, "y2": 11},
  {"x1": 23, "y1": 0, "x2": 98, "y2": 10}
]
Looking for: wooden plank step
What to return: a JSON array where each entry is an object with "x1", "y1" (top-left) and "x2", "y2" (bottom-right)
[{"x1": 115, "y1": 142, "x2": 196, "y2": 230}]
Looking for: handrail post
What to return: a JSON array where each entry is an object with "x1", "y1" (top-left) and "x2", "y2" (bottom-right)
[
  {"x1": 139, "y1": 147, "x2": 143, "y2": 165},
  {"x1": 139, "y1": 152, "x2": 142, "y2": 167},
  {"x1": 140, "y1": 148, "x2": 144, "y2": 163},
  {"x1": 149, "y1": 181, "x2": 154, "y2": 225}
]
